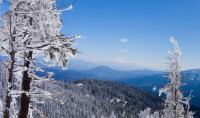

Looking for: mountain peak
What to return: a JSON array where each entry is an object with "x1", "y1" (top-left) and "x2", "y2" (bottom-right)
[
  {"x1": 89, "y1": 65, "x2": 114, "y2": 72},
  {"x1": 98, "y1": 65, "x2": 111, "y2": 69}
]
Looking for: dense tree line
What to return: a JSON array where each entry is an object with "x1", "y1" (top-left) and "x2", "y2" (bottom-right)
[{"x1": 26, "y1": 79, "x2": 163, "y2": 118}]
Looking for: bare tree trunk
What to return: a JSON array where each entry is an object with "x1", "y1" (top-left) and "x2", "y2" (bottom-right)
[
  {"x1": 3, "y1": 51, "x2": 15, "y2": 118},
  {"x1": 18, "y1": 51, "x2": 32, "y2": 118}
]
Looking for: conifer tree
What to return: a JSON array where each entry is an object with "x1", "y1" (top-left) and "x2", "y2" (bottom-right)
[
  {"x1": 109, "y1": 112, "x2": 117, "y2": 118},
  {"x1": 159, "y1": 37, "x2": 185, "y2": 118},
  {"x1": 138, "y1": 38, "x2": 194, "y2": 118},
  {"x1": 0, "y1": 0, "x2": 80, "y2": 117}
]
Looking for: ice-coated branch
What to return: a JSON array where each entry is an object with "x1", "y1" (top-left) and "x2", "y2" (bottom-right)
[{"x1": 29, "y1": 105, "x2": 47, "y2": 118}]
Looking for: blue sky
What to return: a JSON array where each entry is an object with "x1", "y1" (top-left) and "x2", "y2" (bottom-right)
[
  {"x1": 59, "y1": 0, "x2": 200, "y2": 70},
  {"x1": 1, "y1": 0, "x2": 200, "y2": 70}
]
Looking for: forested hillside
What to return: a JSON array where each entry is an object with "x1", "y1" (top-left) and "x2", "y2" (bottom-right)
[{"x1": 31, "y1": 79, "x2": 163, "y2": 118}]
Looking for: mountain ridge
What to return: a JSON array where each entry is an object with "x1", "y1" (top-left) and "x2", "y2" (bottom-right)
[{"x1": 41, "y1": 65, "x2": 165, "y2": 81}]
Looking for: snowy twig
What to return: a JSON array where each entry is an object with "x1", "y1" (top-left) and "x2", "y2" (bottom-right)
[{"x1": 29, "y1": 106, "x2": 47, "y2": 118}]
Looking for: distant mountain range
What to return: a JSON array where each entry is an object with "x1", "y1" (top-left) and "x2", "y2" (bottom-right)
[
  {"x1": 39, "y1": 65, "x2": 165, "y2": 81},
  {"x1": 80, "y1": 65, "x2": 165, "y2": 80}
]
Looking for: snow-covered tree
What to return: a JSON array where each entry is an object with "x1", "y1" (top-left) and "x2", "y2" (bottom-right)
[
  {"x1": 159, "y1": 37, "x2": 185, "y2": 117},
  {"x1": 138, "y1": 37, "x2": 194, "y2": 118},
  {"x1": 0, "y1": 61, "x2": 8, "y2": 118},
  {"x1": 138, "y1": 108, "x2": 159, "y2": 118},
  {"x1": 0, "y1": 0, "x2": 80, "y2": 117},
  {"x1": 159, "y1": 37, "x2": 194, "y2": 118},
  {"x1": 109, "y1": 112, "x2": 117, "y2": 118},
  {"x1": 91, "y1": 115, "x2": 96, "y2": 118},
  {"x1": 0, "y1": 3, "x2": 20, "y2": 118}
]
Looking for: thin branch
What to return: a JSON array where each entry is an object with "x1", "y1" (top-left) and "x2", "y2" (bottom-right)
[{"x1": 29, "y1": 106, "x2": 47, "y2": 118}]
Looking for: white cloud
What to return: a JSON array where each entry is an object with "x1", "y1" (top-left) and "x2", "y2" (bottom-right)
[
  {"x1": 74, "y1": 55, "x2": 163, "y2": 70},
  {"x1": 114, "y1": 57, "x2": 127, "y2": 63},
  {"x1": 113, "y1": 57, "x2": 162, "y2": 70},
  {"x1": 120, "y1": 38, "x2": 128, "y2": 43},
  {"x1": 75, "y1": 55, "x2": 110, "y2": 63},
  {"x1": 120, "y1": 49, "x2": 128, "y2": 53}
]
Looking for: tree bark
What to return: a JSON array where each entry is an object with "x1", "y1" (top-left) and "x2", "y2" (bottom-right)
[
  {"x1": 3, "y1": 50, "x2": 15, "y2": 118},
  {"x1": 18, "y1": 51, "x2": 32, "y2": 118}
]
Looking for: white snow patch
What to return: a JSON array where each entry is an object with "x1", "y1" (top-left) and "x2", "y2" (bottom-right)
[
  {"x1": 122, "y1": 111, "x2": 125, "y2": 117},
  {"x1": 77, "y1": 83, "x2": 83, "y2": 86},
  {"x1": 123, "y1": 101, "x2": 127, "y2": 106},
  {"x1": 116, "y1": 98, "x2": 121, "y2": 103},
  {"x1": 110, "y1": 99, "x2": 114, "y2": 102},
  {"x1": 152, "y1": 85, "x2": 157, "y2": 91}
]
